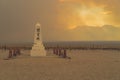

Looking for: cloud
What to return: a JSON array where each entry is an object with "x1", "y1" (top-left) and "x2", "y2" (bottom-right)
[
  {"x1": 65, "y1": 25, "x2": 120, "y2": 41},
  {"x1": 0, "y1": 0, "x2": 120, "y2": 42},
  {"x1": 43, "y1": 25, "x2": 120, "y2": 41},
  {"x1": 0, "y1": 0, "x2": 59, "y2": 43},
  {"x1": 58, "y1": 0, "x2": 120, "y2": 29}
]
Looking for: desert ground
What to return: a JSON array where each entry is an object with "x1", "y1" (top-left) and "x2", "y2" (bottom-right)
[{"x1": 0, "y1": 49, "x2": 120, "y2": 80}]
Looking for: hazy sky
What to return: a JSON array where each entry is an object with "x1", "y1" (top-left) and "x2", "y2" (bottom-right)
[{"x1": 0, "y1": 0, "x2": 120, "y2": 43}]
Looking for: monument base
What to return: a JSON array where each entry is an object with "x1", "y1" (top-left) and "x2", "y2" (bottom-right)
[{"x1": 30, "y1": 43, "x2": 46, "y2": 56}]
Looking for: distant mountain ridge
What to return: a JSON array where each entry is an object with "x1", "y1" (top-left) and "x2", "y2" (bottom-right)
[{"x1": 1, "y1": 41, "x2": 120, "y2": 49}]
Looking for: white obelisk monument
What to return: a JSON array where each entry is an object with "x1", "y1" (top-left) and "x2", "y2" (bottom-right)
[{"x1": 30, "y1": 22, "x2": 46, "y2": 56}]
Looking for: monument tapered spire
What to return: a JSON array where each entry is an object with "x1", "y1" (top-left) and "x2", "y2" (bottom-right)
[
  {"x1": 34, "y1": 22, "x2": 42, "y2": 43},
  {"x1": 30, "y1": 22, "x2": 46, "y2": 56}
]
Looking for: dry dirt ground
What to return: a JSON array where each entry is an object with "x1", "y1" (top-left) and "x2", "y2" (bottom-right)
[{"x1": 0, "y1": 49, "x2": 120, "y2": 80}]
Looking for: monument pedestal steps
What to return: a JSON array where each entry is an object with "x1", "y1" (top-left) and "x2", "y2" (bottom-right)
[{"x1": 31, "y1": 42, "x2": 46, "y2": 56}]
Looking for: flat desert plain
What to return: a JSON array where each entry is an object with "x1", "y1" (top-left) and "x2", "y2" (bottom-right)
[{"x1": 0, "y1": 49, "x2": 120, "y2": 80}]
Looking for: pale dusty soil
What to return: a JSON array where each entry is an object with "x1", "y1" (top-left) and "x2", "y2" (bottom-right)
[{"x1": 0, "y1": 49, "x2": 120, "y2": 80}]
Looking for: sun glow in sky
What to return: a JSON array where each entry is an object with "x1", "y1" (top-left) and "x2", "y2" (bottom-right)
[
  {"x1": 0, "y1": 0, "x2": 120, "y2": 42},
  {"x1": 58, "y1": 0, "x2": 115, "y2": 29},
  {"x1": 78, "y1": 5, "x2": 107, "y2": 26}
]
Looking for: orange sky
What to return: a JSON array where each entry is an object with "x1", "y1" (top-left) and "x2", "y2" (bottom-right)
[
  {"x1": 0, "y1": 0, "x2": 120, "y2": 42},
  {"x1": 58, "y1": 0, "x2": 119, "y2": 29}
]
